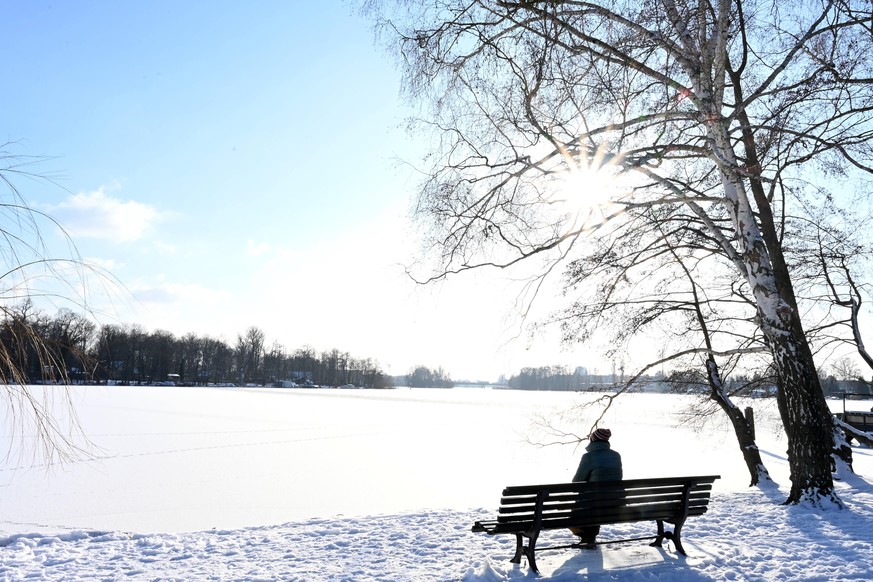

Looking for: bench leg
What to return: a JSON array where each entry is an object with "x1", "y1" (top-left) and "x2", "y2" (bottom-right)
[
  {"x1": 664, "y1": 522, "x2": 687, "y2": 556},
  {"x1": 650, "y1": 519, "x2": 688, "y2": 556},
  {"x1": 511, "y1": 533, "x2": 523, "y2": 564},
  {"x1": 651, "y1": 519, "x2": 666, "y2": 549},
  {"x1": 510, "y1": 531, "x2": 541, "y2": 573},
  {"x1": 523, "y1": 530, "x2": 540, "y2": 574}
]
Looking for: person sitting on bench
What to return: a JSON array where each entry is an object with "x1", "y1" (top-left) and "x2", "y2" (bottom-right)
[{"x1": 570, "y1": 428, "x2": 623, "y2": 548}]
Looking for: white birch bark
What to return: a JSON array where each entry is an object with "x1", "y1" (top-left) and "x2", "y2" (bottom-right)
[{"x1": 671, "y1": 0, "x2": 839, "y2": 504}]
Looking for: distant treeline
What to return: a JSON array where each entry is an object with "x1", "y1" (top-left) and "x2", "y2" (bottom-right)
[
  {"x1": 507, "y1": 366, "x2": 613, "y2": 391},
  {"x1": 506, "y1": 365, "x2": 778, "y2": 393},
  {"x1": 506, "y1": 365, "x2": 871, "y2": 396},
  {"x1": 403, "y1": 366, "x2": 454, "y2": 388},
  {"x1": 1, "y1": 302, "x2": 393, "y2": 388}
]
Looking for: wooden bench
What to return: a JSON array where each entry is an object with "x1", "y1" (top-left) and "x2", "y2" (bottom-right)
[
  {"x1": 471, "y1": 475, "x2": 720, "y2": 573},
  {"x1": 838, "y1": 412, "x2": 873, "y2": 442}
]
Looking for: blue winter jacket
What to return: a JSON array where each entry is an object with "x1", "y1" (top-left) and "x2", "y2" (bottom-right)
[{"x1": 572, "y1": 441, "x2": 623, "y2": 482}]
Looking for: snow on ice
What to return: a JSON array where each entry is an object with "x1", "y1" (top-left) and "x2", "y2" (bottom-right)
[{"x1": 0, "y1": 385, "x2": 871, "y2": 581}]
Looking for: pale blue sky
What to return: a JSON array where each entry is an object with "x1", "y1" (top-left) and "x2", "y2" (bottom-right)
[{"x1": 1, "y1": 1, "x2": 594, "y2": 381}]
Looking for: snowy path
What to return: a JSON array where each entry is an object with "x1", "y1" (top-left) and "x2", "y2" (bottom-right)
[{"x1": 3, "y1": 487, "x2": 873, "y2": 581}]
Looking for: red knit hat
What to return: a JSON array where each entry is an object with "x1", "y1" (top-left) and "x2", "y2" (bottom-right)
[{"x1": 590, "y1": 428, "x2": 612, "y2": 442}]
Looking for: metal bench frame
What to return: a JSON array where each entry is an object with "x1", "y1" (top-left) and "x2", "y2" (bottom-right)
[{"x1": 472, "y1": 475, "x2": 720, "y2": 573}]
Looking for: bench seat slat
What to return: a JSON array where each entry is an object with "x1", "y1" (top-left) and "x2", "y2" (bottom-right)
[
  {"x1": 483, "y1": 510, "x2": 710, "y2": 535},
  {"x1": 481, "y1": 505, "x2": 710, "y2": 534},
  {"x1": 496, "y1": 503, "x2": 712, "y2": 521},
  {"x1": 495, "y1": 501, "x2": 710, "y2": 526},
  {"x1": 497, "y1": 491, "x2": 712, "y2": 513}
]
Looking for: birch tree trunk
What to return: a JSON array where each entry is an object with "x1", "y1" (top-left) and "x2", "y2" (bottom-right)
[
  {"x1": 707, "y1": 121, "x2": 838, "y2": 504},
  {"x1": 692, "y1": 108, "x2": 840, "y2": 501},
  {"x1": 683, "y1": 1, "x2": 838, "y2": 505}
]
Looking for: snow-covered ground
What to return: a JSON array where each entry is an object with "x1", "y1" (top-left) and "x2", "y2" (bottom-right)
[{"x1": 0, "y1": 386, "x2": 871, "y2": 581}]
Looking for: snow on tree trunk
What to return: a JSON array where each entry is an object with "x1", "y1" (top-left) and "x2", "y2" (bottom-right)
[
  {"x1": 770, "y1": 333, "x2": 842, "y2": 506},
  {"x1": 708, "y1": 122, "x2": 839, "y2": 506}
]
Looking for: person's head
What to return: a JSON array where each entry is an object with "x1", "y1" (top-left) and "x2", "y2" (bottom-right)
[{"x1": 589, "y1": 428, "x2": 612, "y2": 442}]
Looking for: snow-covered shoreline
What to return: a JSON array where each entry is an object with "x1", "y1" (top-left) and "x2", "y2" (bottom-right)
[{"x1": 4, "y1": 486, "x2": 873, "y2": 581}]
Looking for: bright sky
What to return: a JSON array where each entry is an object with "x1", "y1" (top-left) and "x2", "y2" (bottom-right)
[{"x1": 0, "y1": 1, "x2": 600, "y2": 381}]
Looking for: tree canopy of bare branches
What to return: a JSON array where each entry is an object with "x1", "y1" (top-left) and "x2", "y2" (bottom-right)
[{"x1": 370, "y1": 0, "x2": 873, "y2": 505}]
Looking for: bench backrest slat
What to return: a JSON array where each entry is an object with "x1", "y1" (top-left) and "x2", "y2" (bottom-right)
[
  {"x1": 497, "y1": 493, "x2": 713, "y2": 517},
  {"x1": 488, "y1": 506, "x2": 711, "y2": 533},
  {"x1": 501, "y1": 475, "x2": 718, "y2": 497},
  {"x1": 499, "y1": 485, "x2": 714, "y2": 507},
  {"x1": 491, "y1": 475, "x2": 719, "y2": 531}
]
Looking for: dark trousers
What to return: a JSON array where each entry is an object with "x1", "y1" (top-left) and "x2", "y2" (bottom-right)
[{"x1": 569, "y1": 525, "x2": 600, "y2": 541}]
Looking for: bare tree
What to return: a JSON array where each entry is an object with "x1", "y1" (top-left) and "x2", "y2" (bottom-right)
[
  {"x1": 808, "y1": 224, "x2": 873, "y2": 446},
  {"x1": 605, "y1": 228, "x2": 774, "y2": 486},
  {"x1": 369, "y1": 0, "x2": 873, "y2": 505},
  {"x1": 177, "y1": 332, "x2": 204, "y2": 385},
  {"x1": 552, "y1": 223, "x2": 775, "y2": 485},
  {"x1": 263, "y1": 340, "x2": 288, "y2": 385},
  {"x1": 201, "y1": 336, "x2": 233, "y2": 385},
  {"x1": 766, "y1": 206, "x2": 873, "y2": 449},
  {"x1": 830, "y1": 357, "x2": 862, "y2": 383},
  {"x1": 0, "y1": 144, "x2": 113, "y2": 463},
  {"x1": 235, "y1": 326, "x2": 265, "y2": 386},
  {"x1": 819, "y1": 238, "x2": 873, "y2": 376}
]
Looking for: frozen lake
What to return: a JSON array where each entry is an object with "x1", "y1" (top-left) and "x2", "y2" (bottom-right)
[{"x1": 0, "y1": 385, "x2": 801, "y2": 534}]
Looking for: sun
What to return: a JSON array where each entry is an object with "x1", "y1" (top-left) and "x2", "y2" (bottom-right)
[{"x1": 553, "y1": 148, "x2": 622, "y2": 229}]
